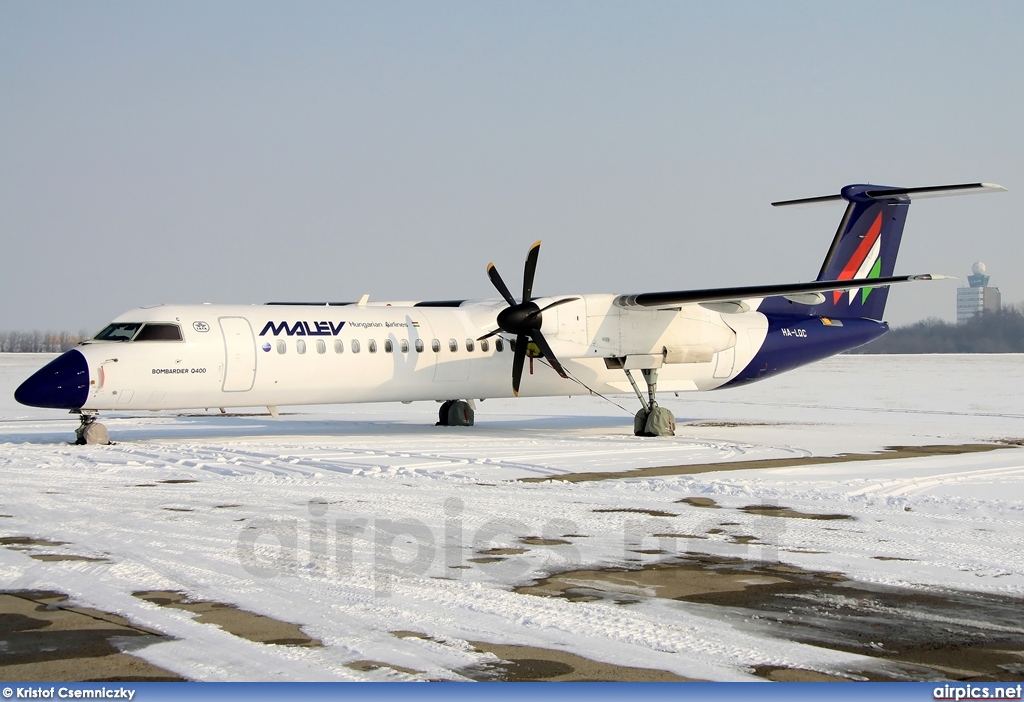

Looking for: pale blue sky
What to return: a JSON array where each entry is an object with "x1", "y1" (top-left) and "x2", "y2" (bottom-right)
[{"x1": 2, "y1": 1, "x2": 1021, "y2": 332}]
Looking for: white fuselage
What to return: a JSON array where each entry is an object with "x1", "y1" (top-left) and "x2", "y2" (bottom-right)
[{"x1": 75, "y1": 296, "x2": 768, "y2": 412}]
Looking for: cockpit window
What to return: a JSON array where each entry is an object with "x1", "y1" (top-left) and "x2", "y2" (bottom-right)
[
  {"x1": 94, "y1": 323, "x2": 142, "y2": 342},
  {"x1": 134, "y1": 323, "x2": 184, "y2": 341},
  {"x1": 93, "y1": 322, "x2": 183, "y2": 342}
]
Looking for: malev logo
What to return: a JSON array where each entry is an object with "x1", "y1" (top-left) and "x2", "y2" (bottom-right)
[
  {"x1": 833, "y1": 212, "x2": 883, "y2": 305},
  {"x1": 259, "y1": 321, "x2": 346, "y2": 337}
]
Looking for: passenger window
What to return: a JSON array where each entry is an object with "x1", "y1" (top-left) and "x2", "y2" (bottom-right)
[
  {"x1": 93, "y1": 322, "x2": 142, "y2": 342},
  {"x1": 431, "y1": 339, "x2": 440, "y2": 353},
  {"x1": 481, "y1": 339, "x2": 489, "y2": 353},
  {"x1": 368, "y1": 340, "x2": 377, "y2": 353},
  {"x1": 351, "y1": 339, "x2": 361, "y2": 353},
  {"x1": 276, "y1": 340, "x2": 286, "y2": 354},
  {"x1": 296, "y1": 339, "x2": 306, "y2": 354},
  {"x1": 448, "y1": 339, "x2": 458, "y2": 352},
  {"x1": 509, "y1": 338, "x2": 516, "y2": 352},
  {"x1": 316, "y1": 339, "x2": 326, "y2": 354},
  {"x1": 415, "y1": 339, "x2": 424, "y2": 353},
  {"x1": 334, "y1": 339, "x2": 344, "y2": 353},
  {"x1": 134, "y1": 323, "x2": 184, "y2": 342},
  {"x1": 384, "y1": 339, "x2": 393, "y2": 353},
  {"x1": 400, "y1": 339, "x2": 409, "y2": 353},
  {"x1": 496, "y1": 338, "x2": 504, "y2": 352},
  {"x1": 465, "y1": 338, "x2": 474, "y2": 352}
]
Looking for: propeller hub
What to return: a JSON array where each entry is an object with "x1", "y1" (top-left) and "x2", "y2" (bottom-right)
[{"x1": 496, "y1": 302, "x2": 541, "y2": 335}]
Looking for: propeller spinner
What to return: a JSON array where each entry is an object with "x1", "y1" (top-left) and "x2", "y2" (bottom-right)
[{"x1": 479, "y1": 241, "x2": 577, "y2": 395}]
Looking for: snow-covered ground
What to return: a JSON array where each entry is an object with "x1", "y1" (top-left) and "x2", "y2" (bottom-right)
[{"x1": 1, "y1": 353, "x2": 1023, "y2": 681}]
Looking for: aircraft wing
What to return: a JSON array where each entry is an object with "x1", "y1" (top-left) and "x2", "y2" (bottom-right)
[{"x1": 613, "y1": 274, "x2": 951, "y2": 310}]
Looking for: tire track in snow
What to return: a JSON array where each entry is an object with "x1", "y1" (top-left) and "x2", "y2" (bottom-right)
[
  {"x1": 695, "y1": 398, "x2": 1024, "y2": 420},
  {"x1": 848, "y1": 464, "x2": 1024, "y2": 498},
  {"x1": 100, "y1": 438, "x2": 796, "y2": 481}
]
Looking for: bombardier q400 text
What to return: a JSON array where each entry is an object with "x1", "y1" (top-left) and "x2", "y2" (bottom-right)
[{"x1": 16, "y1": 182, "x2": 1006, "y2": 443}]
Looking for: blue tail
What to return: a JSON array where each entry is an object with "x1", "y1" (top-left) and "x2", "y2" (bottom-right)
[
  {"x1": 761, "y1": 184, "x2": 921, "y2": 320},
  {"x1": 808, "y1": 184, "x2": 909, "y2": 320}
]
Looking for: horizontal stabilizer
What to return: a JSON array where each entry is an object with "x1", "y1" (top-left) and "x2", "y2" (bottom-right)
[
  {"x1": 614, "y1": 273, "x2": 947, "y2": 310},
  {"x1": 773, "y1": 182, "x2": 1005, "y2": 207}
]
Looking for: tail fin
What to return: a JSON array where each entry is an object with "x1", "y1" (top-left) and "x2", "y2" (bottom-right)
[
  {"x1": 766, "y1": 182, "x2": 1004, "y2": 320},
  {"x1": 808, "y1": 183, "x2": 909, "y2": 320}
]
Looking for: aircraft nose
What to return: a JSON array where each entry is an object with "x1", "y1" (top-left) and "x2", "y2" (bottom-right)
[{"x1": 14, "y1": 349, "x2": 90, "y2": 409}]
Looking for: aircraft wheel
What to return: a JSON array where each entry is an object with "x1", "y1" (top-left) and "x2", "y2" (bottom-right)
[
  {"x1": 634, "y1": 405, "x2": 675, "y2": 437},
  {"x1": 447, "y1": 400, "x2": 475, "y2": 427},
  {"x1": 76, "y1": 421, "x2": 110, "y2": 445},
  {"x1": 633, "y1": 408, "x2": 650, "y2": 436},
  {"x1": 437, "y1": 400, "x2": 454, "y2": 426},
  {"x1": 645, "y1": 405, "x2": 676, "y2": 437}
]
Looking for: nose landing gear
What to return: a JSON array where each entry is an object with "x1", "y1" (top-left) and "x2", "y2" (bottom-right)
[{"x1": 74, "y1": 411, "x2": 110, "y2": 445}]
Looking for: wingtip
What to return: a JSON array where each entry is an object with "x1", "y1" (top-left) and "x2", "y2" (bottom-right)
[
  {"x1": 531, "y1": 240, "x2": 542, "y2": 250},
  {"x1": 909, "y1": 273, "x2": 958, "y2": 282}
]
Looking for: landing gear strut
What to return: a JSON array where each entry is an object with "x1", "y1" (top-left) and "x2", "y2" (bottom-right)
[
  {"x1": 74, "y1": 411, "x2": 111, "y2": 445},
  {"x1": 625, "y1": 368, "x2": 675, "y2": 437}
]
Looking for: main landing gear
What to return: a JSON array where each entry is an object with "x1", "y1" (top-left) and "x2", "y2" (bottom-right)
[
  {"x1": 624, "y1": 368, "x2": 675, "y2": 437},
  {"x1": 74, "y1": 411, "x2": 111, "y2": 445},
  {"x1": 436, "y1": 400, "x2": 475, "y2": 427}
]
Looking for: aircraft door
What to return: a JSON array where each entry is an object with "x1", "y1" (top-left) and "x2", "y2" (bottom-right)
[{"x1": 220, "y1": 317, "x2": 257, "y2": 392}]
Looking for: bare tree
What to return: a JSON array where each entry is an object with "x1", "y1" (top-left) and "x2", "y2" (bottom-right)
[{"x1": 0, "y1": 329, "x2": 87, "y2": 352}]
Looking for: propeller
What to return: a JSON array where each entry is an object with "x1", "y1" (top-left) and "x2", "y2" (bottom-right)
[{"x1": 478, "y1": 241, "x2": 578, "y2": 395}]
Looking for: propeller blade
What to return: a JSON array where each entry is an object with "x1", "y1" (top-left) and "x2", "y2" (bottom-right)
[
  {"x1": 487, "y1": 263, "x2": 517, "y2": 307},
  {"x1": 511, "y1": 334, "x2": 527, "y2": 396},
  {"x1": 529, "y1": 330, "x2": 569, "y2": 379},
  {"x1": 522, "y1": 240, "x2": 541, "y2": 303},
  {"x1": 476, "y1": 328, "x2": 503, "y2": 342}
]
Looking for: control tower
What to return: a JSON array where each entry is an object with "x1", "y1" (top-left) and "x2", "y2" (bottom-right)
[{"x1": 956, "y1": 262, "x2": 1001, "y2": 324}]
